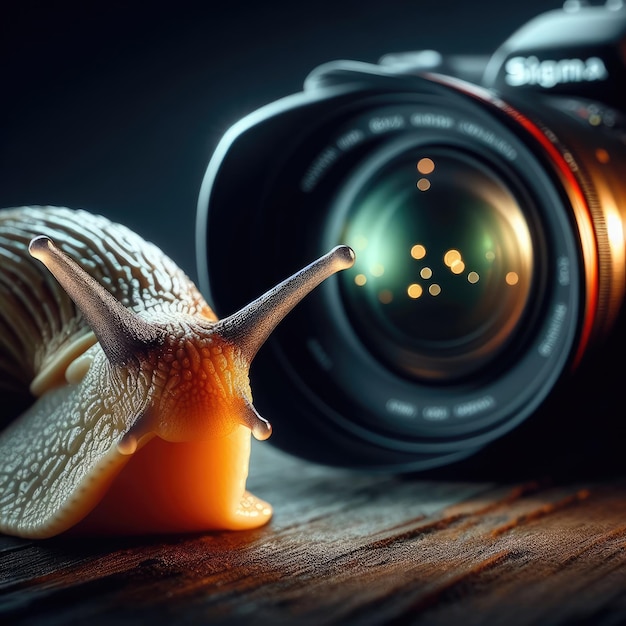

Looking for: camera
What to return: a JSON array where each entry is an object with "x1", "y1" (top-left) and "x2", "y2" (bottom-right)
[{"x1": 197, "y1": 2, "x2": 626, "y2": 475}]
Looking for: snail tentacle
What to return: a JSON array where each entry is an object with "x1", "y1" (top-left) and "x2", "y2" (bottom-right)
[
  {"x1": 0, "y1": 206, "x2": 213, "y2": 408},
  {"x1": 29, "y1": 236, "x2": 165, "y2": 366},
  {"x1": 216, "y1": 245, "x2": 355, "y2": 362},
  {"x1": 238, "y1": 395, "x2": 272, "y2": 441}
]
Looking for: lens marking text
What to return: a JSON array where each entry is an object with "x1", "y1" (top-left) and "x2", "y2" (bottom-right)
[
  {"x1": 410, "y1": 113, "x2": 454, "y2": 129},
  {"x1": 301, "y1": 146, "x2": 339, "y2": 192},
  {"x1": 458, "y1": 121, "x2": 518, "y2": 160},
  {"x1": 423, "y1": 406, "x2": 450, "y2": 421},
  {"x1": 386, "y1": 398, "x2": 418, "y2": 418},
  {"x1": 538, "y1": 303, "x2": 567, "y2": 357},
  {"x1": 557, "y1": 256, "x2": 570, "y2": 286},
  {"x1": 306, "y1": 338, "x2": 333, "y2": 371},
  {"x1": 454, "y1": 395, "x2": 496, "y2": 418},
  {"x1": 369, "y1": 114, "x2": 406, "y2": 133}
]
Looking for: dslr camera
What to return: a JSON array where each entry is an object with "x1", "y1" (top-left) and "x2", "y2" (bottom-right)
[{"x1": 197, "y1": 2, "x2": 626, "y2": 475}]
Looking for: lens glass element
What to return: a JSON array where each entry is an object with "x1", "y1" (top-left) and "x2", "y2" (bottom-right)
[{"x1": 337, "y1": 147, "x2": 535, "y2": 382}]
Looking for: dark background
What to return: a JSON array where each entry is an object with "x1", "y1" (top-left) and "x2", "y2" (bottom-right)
[{"x1": 1, "y1": 0, "x2": 564, "y2": 288}]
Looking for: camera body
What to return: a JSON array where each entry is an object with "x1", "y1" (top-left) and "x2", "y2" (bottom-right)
[{"x1": 197, "y1": 2, "x2": 626, "y2": 476}]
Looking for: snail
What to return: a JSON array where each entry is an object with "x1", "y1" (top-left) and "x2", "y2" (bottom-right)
[{"x1": 0, "y1": 206, "x2": 354, "y2": 539}]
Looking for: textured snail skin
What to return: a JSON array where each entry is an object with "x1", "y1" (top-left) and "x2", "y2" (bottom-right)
[{"x1": 0, "y1": 206, "x2": 355, "y2": 539}]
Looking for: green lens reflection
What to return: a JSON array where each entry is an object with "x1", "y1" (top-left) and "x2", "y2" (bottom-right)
[{"x1": 339, "y1": 148, "x2": 535, "y2": 382}]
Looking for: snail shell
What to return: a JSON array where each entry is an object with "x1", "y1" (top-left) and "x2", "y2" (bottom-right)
[{"x1": 0, "y1": 206, "x2": 354, "y2": 538}]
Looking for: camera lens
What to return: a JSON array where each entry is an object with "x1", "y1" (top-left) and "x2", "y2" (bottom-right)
[
  {"x1": 335, "y1": 146, "x2": 534, "y2": 382},
  {"x1": 198, "y1": 72, "x2": 626, "y2": 472}
]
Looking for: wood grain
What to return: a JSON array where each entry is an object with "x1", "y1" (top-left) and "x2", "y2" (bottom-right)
[{"x1": 2, "y1": 441, "x2": 626, "y2": 625}]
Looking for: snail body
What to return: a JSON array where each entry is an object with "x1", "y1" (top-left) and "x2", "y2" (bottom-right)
[{"x1": 0, "y1": 206, "x2": 354, "y2": 538}]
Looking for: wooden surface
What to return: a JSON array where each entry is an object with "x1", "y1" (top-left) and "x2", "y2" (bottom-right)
[{"x1": 2, "y1": 441, "x2": 626, "y2": 626}]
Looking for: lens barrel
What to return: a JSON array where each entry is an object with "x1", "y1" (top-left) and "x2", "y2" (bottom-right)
[{"x1": 197, "y1": 70, "x2": 626, "y2": 472}]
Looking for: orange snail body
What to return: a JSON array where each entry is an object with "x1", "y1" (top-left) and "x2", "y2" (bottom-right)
[{"x1": 0, "y1": 206, "x2": 354, "y2": 539}]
